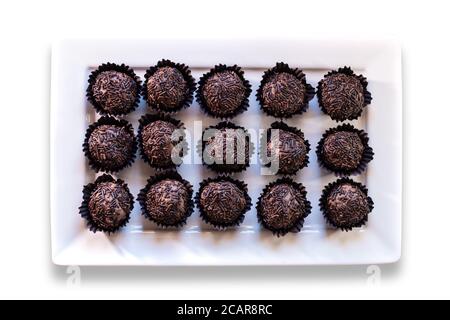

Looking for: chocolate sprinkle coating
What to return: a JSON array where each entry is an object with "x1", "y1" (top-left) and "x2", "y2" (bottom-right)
[
  {"x1": 202, "y1": 122, "x2": 252, "y2": 173},
  {"x1": 316, "y1": 124, "x2": 373, "y2": 175},
  {"x1": 257, "y1": 178, "x2": 311, "y2": 236},
  {"x1": 260, "y1": 184, "x2": 305, "y2": 230},
  {"x1": 261, "y1": 72, "x2": 307, "y2": 116},
  {"x1": 317, "y1": 67, "x2": 372, "y2": 121},
  {"x1": 79, "y1": 174, "x2": 134, "y2": 233},
  {"x1": 199, "y1": 180, "x2": 248, "y2": 227},
  {"x1": 267, "y1": 128, "x2": 309, "y2": 175},
  {"x1": 91, "y1": 70, "x2": 139, "y2": 114},
  {"x1": 202, "y1": 71, "x2": 246, "y2": 116},
  {"x1": 141, "y1": 120, "x2": 177, "y2": 167},
  {"x1": 257, "y1": 63, "x2": 315, "y2": 118},
  {"x1": 88, "y1": 124, "x2": 135, "y2": 171},
  {"x1": 321, "y1": 178, "x2": 373, "y2": 231},
  {"x1": 146, "y1": 67, "x2": 188, "y2": 110},
  {"x1": 322, "y1": 131, "x2": 364, "y2": 171},
  {"x1": 144, "y1": 179, "x2": 190, "y2": 226},
  {"x1": 88, "y1": 181, "x2": 133, "y2": 230}
]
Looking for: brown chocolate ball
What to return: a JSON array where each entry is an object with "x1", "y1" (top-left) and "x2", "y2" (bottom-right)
[
  {"x1": 261, "y1": 72, "x2": 307, "y2": 117},
  {"x1": 144, "y1": 179, "x2": 190, "y2": 226},
  {"x1": 199, "y1": 180, "x2": 248, "y2": 226},
  {"x1": 319, "y1": 73, "x2": 365, "y2": 121},
  {"x1": 267, "y1": 129, "x2": 309, "y2": 174},
  {"x1": 321, "y1": 131, "x2": 364, "y2": 171},
  {"x1": 146, "y1": 67, "x2": 188, "y2": 110},
  {"x1": 258, "y1": 182, "x2": 309, "y2": 234},
  {"x1": 141, "y1": 120, "x2": 178, "y2": 168},
  {"x1": 203, "y1": 124, "x2": 251, "y2": 173},
  {"x1": 202, "y1": 71, "x2": 246, "y2": 117},
  {"x1": 87, "y1": 124, "x2": 135, "y2": 171},
  {"x1": 323, "y1": 181, "x2": 372, "y2": 230},
  {"x1": 91, "y1": 70, "x2": 138, "y2": 114},
  {"x1": 88, "y1": 181, "x2": 133, "y2": 230}
]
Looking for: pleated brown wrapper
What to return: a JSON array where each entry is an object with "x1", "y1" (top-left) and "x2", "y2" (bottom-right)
[
  {"x1": 143, "y1": 59, "x2": 196, "y2": 113},
  {"x1": 316, "y1": 66, "x2": 372, "y2": 122},
  {"x1": 316, "y1": 123, "x2": 374, "y2": 176},
  {"x1": 197, "y1": 121, "x2": 254, "y2": 174},
  {"x1": 86, "y1": 62, "x2": 142, "y2": 116},
  {"x1": 195, "y1": 176, "x2": 252, "y2": 229},
  {"x1": 137, "y1": 171, "x2": 194, "y2": 228},
  {"x1": 137, "y1": 113, "x2": 188, "y2": 170},
  {"x1": 259, "y1": 121, "x2": 311, "y2": 175},
  {"x1": 256, "y1": 62, "x2": 315, "y2": 118},
  {"x1": 256, "y1": 177, "x2": 311, "y2": 237},
  {"x1": 82, "y1": 116, "x2": 137, "y2": 173},
  {"x1": 319, "y1": 177, "x2": 374, "y2": 231},
  {"x1": 196, "y1": 64, "x2": 252, "y2": 119},
  {"x1": 79, "y1": 174, "x2": 134, "y2": 233}
]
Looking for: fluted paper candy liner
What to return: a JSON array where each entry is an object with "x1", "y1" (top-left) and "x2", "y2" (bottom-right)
[
  {"x1": 256, "y1": 62, "x2": 315, "y2": 118},
  {"x1": 79, "y1": 174, "x2": 134, "y2": 233},
  {"x1": 143, "y1": 59, "x2": 196, "y2": 113},
  {"x1": 137, "y1": 171, "x2": 194, "y2": 228},
  {"x1": 195, "y1": 176, "x2": 252, "y2": 229},
  {"x1": 137, "y1": 113, "x2": 188, "y2": 170},
  {"x1": 196, "y1": 64, "x2": 252, "y2": 119},
  {"x1": 82, "y1": 116, "x2": 137, "y2": 173},
  {"x1": 319, "y1": 177, "x2": 374, "y2": 231},
  {"x1": 256, "y1": 177, "x2": 311, "y2": 237},
  {"x1": 317, "y1": 66, "x2": 372, "y2": 121},
  {"x1": 86, "y1": 63, "x2": 142, "y2": 116},
  {"x1": 259, "y1": 121, "x2": 311, "y2": 175},
  {"x1": 316, "y1": 123, "x2": 374, "y2": 176},
  {"x1": 197, "y1": 121, "x2": 254, "y2": 174}
]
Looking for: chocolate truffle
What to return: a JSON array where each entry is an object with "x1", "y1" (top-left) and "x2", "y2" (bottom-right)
[
  {"x1": 83, "y1": 117, "x2": 137, "y2": 173},
  {"x1": 201, "y1": 122, "x2": 252, "y2": 173},
  {"x1": 138, "y1": 114, "x2": 186, "y2": 169},
  {"x1": 257, "y1": 62, "x2": 314, "y2": 118},
  {"x1": 197, "y1": 65, "x2": 251, "y2": 118},
  {"x1": 87, "y1": 63, "x2": 140, "y2": 115},
  {"x1": 196, "y1": 177, "x2": 251, "y2": 228},
  {"x1": 144, "y1": 60, "x2": 196, "y2": 112},
  {"x1": 263, "y1": 122, "x2": 310, "y2": 175},
  {"x1": 317, "y1": 124, "x2": 373, "y2": 175},
  {"x1": 79, "y1": 174, "x2": 133, "y2": 233},
  {"x1": 320, "y1": 178, "x2": 373, "y2": 231},
  {"x1": 256, "y1": 178, "x2": 311, "y2": 236},
  {"x1": 138, "y1": 172, "x2": 194, "y2": 227},
  {"x1": 317, "y1": 67, "x2": 372, "y2": 121}
]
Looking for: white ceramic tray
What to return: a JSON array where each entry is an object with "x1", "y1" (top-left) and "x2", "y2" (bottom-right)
[{"x1": 50, "y1": 39, "x2": 402, "y2": 266}]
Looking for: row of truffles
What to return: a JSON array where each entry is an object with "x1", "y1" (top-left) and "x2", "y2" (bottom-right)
[
  {"x1": 86, "y1": 61, "x2": 371, "y2": 121},
  {"x1": 83, "y1": 116, "x2": 373, "y2": 176},
  {"x1": 79, "y1": 173, "x2": 373, "y2": 236}
]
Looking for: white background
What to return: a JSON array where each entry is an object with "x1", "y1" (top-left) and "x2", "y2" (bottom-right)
[{"x1": 0, "y1": 0, "x2": 447, "y2": 299}]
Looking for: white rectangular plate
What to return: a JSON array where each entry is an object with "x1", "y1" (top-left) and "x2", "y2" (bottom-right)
[{"x1": 51, "y1": 39, "x2": 402, "y2": 266}]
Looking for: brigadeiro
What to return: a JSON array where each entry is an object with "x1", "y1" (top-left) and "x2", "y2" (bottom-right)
[
  {"x1": 138, "y1": 114, "x2": 187, "y2": 169},
  {"x1": 138, "y1": 171, "x2": 194, "y2": 227},
  {"x1": 317, "y1": 123, "x2": 374, "y2": 176},
  {"x1": 143, "y1": 59, "x2": 196, "y2": 113},
  {"x1": 83, "y1": 116, "x2": 137, "y2": 173},
  {"x1": 256, "y1": 178, "x2": 311, "y2": 236},
  {"x1": 197, "y1": 64, "x2": 251, "y2": 118},
  {"x1": 195, "y1": 176, "x2": 252, "y2": 229},
  {"x1": 87, "y1": 63, "x2": 141, "y2": 116},
  {"x1": 256, "y1": 62, "x2": 315, "y2": 118},
  {"x1": 200, "y1": 121, "x2": 253, "y2": 173},
  {"x1": 260, "y1": 121, "x2": 310, "y2": 175},
  {"x1": 320, "y1": 177, "x2": 374, "y2": 231},
  {"x1": 317, "y1": 66, "x2": 372, "y2": 121},
  {"x1": 79, "y1": 174, "x2": 134, "y2": 233}
]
